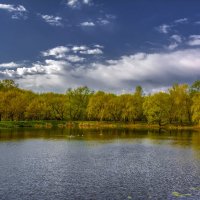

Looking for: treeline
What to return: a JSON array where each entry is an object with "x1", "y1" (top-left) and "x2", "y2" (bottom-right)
[{"x1": 1, "y1": 79, "x2": 200, "y2": 125}]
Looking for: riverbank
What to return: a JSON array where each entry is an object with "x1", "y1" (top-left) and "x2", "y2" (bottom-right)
[{"x1": 0, "y1": 121, "x2": 199, "y2": 130}]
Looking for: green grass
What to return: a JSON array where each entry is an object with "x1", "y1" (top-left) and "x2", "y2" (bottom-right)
[
  {"x1": 0, "y1": 120, "x2": 199, "y2": 130},
  {"x1": 0, "y1": 121, "x2": 55, "y2": 128}
]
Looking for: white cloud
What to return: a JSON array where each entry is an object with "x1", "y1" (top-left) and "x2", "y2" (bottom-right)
[
  {"x1": 94, "y1": 44, "x2": 104, "y2": 48},
  {"x1": 0, "y1": 3, "x2": 27, "y2": 19},
  {"x1": 0, "y1": 62, "x2": 20, "y2": 68},
  {"x1": 80, "y1": 18, "x2": 112, "y2": 27},
  {"x1": 195, "y1": 21, "x2": 200, "y2": 25},
  {"x1": 66, "y1": 55, "x2": 85, "y2": 62},
  {"x1": 0, "y1": 60, "x2": 65, "y2": 77},
  {"x1": 167, "y1": 35, "x2": 182, "y2": 50},
  {"x1": 174, "y1": 18, "x2": 188, "y2": 23},
  {"x1": 79, "y1": 14, "x2": 115, "y2": 28},
  {"x1": 0, "y1": 69, "x2": 15, "y2": 77},
  {"x1": 2, "y1": 48, "x2": 200, "y2": 93},
  {"x1": 67, "y1": 0, "x2": 92, "y2": 8},
  {"x1": 83, "y1": 0, "x2": 91, "y2": 4},
  {"x1": 80, "y1": 49, "x2": 103, "y2": 55},
  {"x1": 82, "y1": 49, "x2": 200, "y2": 91},
  {"x1": 41, "y1": 45, "x2": 104, "y2": 61},
  {"x1": 0, "y1": 4, "x2": 26, "y2": 12},
  {"x1": 42, "y1": 46, "x2": 70, "y2": 58},
  {"x1": 96, "y1": 14, "x2": 116, "y2": 26},
  {"x1": 0, "y1": 59, "x2": 71, "y2": 92},
  {"x1": 167, "y1": 42, "x2": 178, "y2": 50},
  {"x1": 40, "y1": 15, "x2": 63, "y2": 26},
  {"x1": 171, "y1": 35, "x2": 182, "y2": 43},
  {"x1": 157, "y1": 24, "x2": 171, "y2": 34},
  {"x1": 157, "y1": 18, "x2": 188, "y2": 35},
  {"x1": 187, "y1": 35, "x2": 200, "y2": 46},
  {"x1": 80, "y1": 21, "x2": 95, "y2": 27},
  {"x1": 97, "y1": 18, "x2": 110, "y2": 25},
  {"x1": 71, "y1": 45, "x2": 88, "y2": 52},
  {"x1": 16, "y1": 66, "x2": 45, "y2": 76},
  {"x1": 105, "y1": 14, "x2": 116, "y2": 19},
  {"x1": 71, "y1": 45, "x2": 103, "y2": 54},
  {"x1": 67, "y1": 0, "x2": 78, "y2": 8}
]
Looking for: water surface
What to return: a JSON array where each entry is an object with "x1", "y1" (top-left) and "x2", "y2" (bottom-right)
[{"x1": 0, "y1": 128, "x2": 200, "y2": 200}]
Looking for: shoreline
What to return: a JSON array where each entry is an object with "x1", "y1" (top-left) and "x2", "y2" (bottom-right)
[{"x1": 0, "y1": 121, "x2": 199, "y2": 130}]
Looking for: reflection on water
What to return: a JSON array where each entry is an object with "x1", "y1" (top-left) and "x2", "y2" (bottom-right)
[
  {"x1": 0, "y1": 128, "x2": 200, "y2": 150},
  {"x1": 0, "y1": 128, "x2": 200, "y2": 200}
]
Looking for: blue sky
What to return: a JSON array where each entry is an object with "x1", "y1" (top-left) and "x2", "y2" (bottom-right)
[{"x1": 0, "y1": 0, "x2": 200, "y2": 93}]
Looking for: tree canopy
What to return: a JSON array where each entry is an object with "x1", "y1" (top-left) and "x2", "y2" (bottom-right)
[{"x1": 0, "y1": 79, "x2": 200, "y2": 126}]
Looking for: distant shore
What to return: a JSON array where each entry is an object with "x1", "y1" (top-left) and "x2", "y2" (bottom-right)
[{"x1": 0, "y1": 121, "x2": 199, "y2": 130}]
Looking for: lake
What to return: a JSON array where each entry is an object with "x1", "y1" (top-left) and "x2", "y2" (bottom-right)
[{"x1": 0, "y1": 128, "x2": 200, "y2": 200}]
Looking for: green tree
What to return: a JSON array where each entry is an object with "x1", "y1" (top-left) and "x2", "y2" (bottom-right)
[
  {"x1": 0, "y1": 91, "x2": 4, "y2": 121},
  {"x1": 120, "y1": 86, "x2": 144, "y2": 122},
  {"x1": 133, "y1": 85, "x2": 144, "y2": 121},
  {"x1": 87, "y1": 91, "x2": 112, "y2": 121},
  {"x1": 9, "y1": 90, "x2": 34, "y2": 120},
  {"x1": 192, "y1": 93, "x2": 200, "y2": 124},
  {"x1": 105, "y1": 95, "x2": 123, "y2": 121},
  {"x1": 25, "y1": 95, "x2": 52, "y2": 120},
  {"x1": 143, "y1": 92, "x2": 170, "y2": 125},
  {"x1": 66, "y1": 86, "x2": 93, "y2": 120},
  {"x1": 190, "y1": 80, "x2": 200, "y2": 95},
  {"x1": 0, "y1": 89, "x2": 25, "y2": 120},
  {"x1": 0, "y1": 79, "x2": 18, "y2": 90},
  {"x1": 169, "y1": 84, "x2": 191, "y2": 124},
  {"x1": 44, "y1": 93, "x2": 68, "y2": 120},
  {"x1": 120, "y1": 94, "x2": 137, "y2": 122}
]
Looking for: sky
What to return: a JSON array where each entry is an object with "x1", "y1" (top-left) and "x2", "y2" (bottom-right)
[{"x1": 0, "y1": 0, "x2": 200, "y2": 93}]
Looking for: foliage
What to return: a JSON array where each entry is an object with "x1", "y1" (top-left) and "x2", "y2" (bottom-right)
[
  {"x1": 192, "y1": 93, "x2": 200, "y2": 124},
  {"x1": 66, "y1": 86, "x2": 93, "y2": 120},
  {"x1": 190, "y1": 80, "x2": 200, "y2": 95},
  {"x1": 0, "y1": 79, "x2": 18, "y2": 90},
  {"x1": 87, "y1": 91, "x2": 114, "y2": 121},
  {"x1": 143, "y1": 92, "x2": 170, "y2": 125},
  {"x1": 168, "y1": 84, "x2": 191, "y2": 124},
  {"x1": 0, "y1": 79, "x2": 200, "y2": 126}
]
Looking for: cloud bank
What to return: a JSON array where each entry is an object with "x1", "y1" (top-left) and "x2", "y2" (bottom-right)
[{"x1": 1, "y1": 47, "x2": 200, "y2": 93}]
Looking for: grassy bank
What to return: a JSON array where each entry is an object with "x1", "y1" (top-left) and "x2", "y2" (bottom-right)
[{"x1": 0, "y1": 120, "x2": 199, "y2": 130}]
